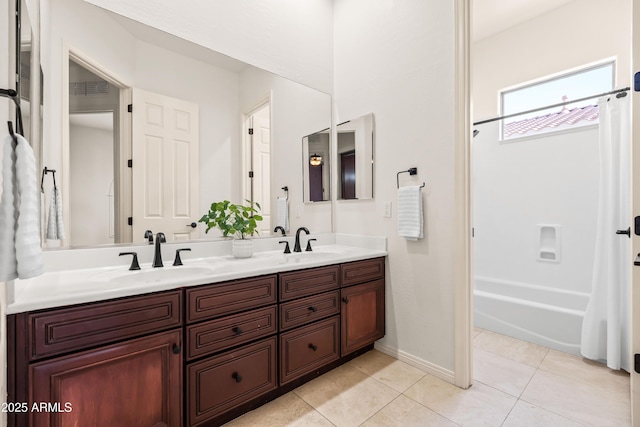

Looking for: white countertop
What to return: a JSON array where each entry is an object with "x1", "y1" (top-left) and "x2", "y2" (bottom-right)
[{"x1": 6, "y1": 234, "x2": 386, "y2": 314}]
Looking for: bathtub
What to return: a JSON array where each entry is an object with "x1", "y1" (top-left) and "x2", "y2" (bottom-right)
[{"x1": 474, "y1": 276, "x2": 591, "y2": 356}]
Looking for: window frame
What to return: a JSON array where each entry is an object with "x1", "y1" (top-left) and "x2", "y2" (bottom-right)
[{"x1": 498, "y1": 60, "x2": 616, "y2": 141}]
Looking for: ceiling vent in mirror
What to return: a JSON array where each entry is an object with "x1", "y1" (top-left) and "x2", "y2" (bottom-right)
[{"x1": 69, "y1": 80, "x2": 110, "y2": 96}]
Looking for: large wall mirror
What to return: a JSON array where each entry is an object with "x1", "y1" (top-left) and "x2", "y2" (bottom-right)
[
  {"x1": 39, "y1": 0, "x2": 332, "y2": 249},
  {"x1": 302, "y1": 128, "x2": 330, "y2": 203},
  {"x1": 337, "y1": 113, "x2": 374, "y2": 200},
  {"x1": 15, "y1": 0, "x2": 43, "y2": 190}
]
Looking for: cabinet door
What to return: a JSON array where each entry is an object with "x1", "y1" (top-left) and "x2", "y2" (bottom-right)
[
  {"x1": 341, "y1": 279, "x2": 385, "y2": 356},
  {"x1": 30, "y1": 330, "x2": 182, "y2": 427}
]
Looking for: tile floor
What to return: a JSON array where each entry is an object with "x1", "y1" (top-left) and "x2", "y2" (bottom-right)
[{"x1": 224, "y1": 329, "x2": 631, "y2": 426}]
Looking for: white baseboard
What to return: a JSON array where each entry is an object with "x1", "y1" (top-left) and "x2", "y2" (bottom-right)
[{"x1": 374, "y1": 342, "x2": 455, "y2": 384}]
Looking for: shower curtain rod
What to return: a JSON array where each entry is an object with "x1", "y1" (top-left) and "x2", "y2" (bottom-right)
[{"x1": 473, "y1": 87, "x2": 630, "y2": 127}]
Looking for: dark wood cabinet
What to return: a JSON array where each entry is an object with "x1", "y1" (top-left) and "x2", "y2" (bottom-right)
[
  {"x1": 185, "y1": 275, "x2": 279, "y2": 427},
  {"x1": 187, "y1": 337, "x2": 277, "y2": 426},
  {"x1": 27, "y1": 291, "x2": 182, "y2": 361},
  {"x1": 279, "y1": 290, "x2": 340, "y2": 331},
  {"x1": 30, "y1": 329, "x2": 182, "y2": 427},
  {"x1": 9, "y1": 257, "x2": 385, "y2": 427},
  {"x1": 280, "y1": 316, "x2": 340, "y2": 384},
  {"x1": 341, "y1": 279, "x2": 385, "y2": 356},
  {"x1": 186, "y1": 275, "x2": 277, "y2": 323}
]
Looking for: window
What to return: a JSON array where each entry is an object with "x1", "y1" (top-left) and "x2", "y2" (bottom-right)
[{"x1": 500, "y1": 62, "x2": 614, "y2": 140}]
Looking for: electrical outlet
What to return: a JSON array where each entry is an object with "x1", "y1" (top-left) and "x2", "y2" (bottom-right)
[{"x1": 383, "y1": 201, "x2": 392, "y2": 218}]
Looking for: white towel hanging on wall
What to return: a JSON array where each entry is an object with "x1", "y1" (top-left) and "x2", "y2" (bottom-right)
[
  {"x1": 46, "y1": 186, "x2": 65, "y2": 240},
  {"x1": 277, "y1": 197, "x2": 289, "y2": 231},
  {"x1": 397, "y1": 185, "x2": 424, "y2": 240},
  {"x1": 0, "y1": 133, "x2": 44, "y2": 281}
]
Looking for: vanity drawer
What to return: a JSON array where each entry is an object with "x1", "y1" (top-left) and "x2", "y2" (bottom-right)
[
  {"x1": 28, "y1": 290, "x2": 182, "y2": 361},
  {"x1": 279, "y1": 265, "x2": 339, "y2": 301},
  {"x1": 187, "y1": 275, "x2": 277, "y2": 323},
  {"x1": 187, "y1": 336, "x2": 277, "y2": 426},
  {"x1": 341, "y1": 257, "x2": 385, "y2": 287},
  {"x1": 279, "y1": 290, "x2": 340, "y2": 331},
  {"x1": 279, "y1": 316, "x2": 339, "y2": 385},
  {"x1": 186, "y1": 305, "x2": 277, "y2": 360}
]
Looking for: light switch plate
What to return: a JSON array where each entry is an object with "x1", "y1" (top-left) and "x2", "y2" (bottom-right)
[{"x1": 383, "y1": 201, "x2": 392, "y2": 218}]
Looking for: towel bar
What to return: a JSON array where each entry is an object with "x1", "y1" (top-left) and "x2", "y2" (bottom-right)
[{"x1": 397, "y1": 168, "x2": 425, "y2": 189}]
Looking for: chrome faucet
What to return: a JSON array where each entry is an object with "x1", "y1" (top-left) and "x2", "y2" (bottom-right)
[
  {"x1": 293, "y1": 227, "x2": 310, "y2": 252},
  {"x1": 153, "y1": 232, "x2": 166, "y2": 267},
  {"x1": 274, "y1": 226, "x2": 286, "y2": 236}
]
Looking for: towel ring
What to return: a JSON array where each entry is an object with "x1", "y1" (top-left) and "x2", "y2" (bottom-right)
[
  {"x1": 397, "y1": 168, "x2": 425, "y2": 189},
  {"x1": 41, "y1": 167, "x2": 57, "y2": 192},
  {"x1": 281, "y1": 186, "x2": 289, "y2": 200}
]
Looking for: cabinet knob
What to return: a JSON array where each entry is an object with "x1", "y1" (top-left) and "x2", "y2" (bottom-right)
[
  {"x1": 172, "y1": 344, "x2": 181, "y2": 354},
  {"x1": 342, "y1": 297, "x2": 349, "y2": 304},
  {"x1": 233, "y1": 326, "x2": 243, "y2": 335},
  {"x1": 232, "y1": 372, "x2": 243, "y2": 383},
  {"x1": 308, "y1": 306, "x2": 317, "y2": 313},
  {"x1": 309, "y1": 343, "x2": 318, "y2": 351}
]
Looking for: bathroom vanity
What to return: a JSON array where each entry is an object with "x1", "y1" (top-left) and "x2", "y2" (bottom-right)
[{"x1": 7, "y1": 250, "x2": 385, "y2": 427}]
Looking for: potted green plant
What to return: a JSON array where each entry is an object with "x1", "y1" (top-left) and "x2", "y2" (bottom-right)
[{"x1": 198, "y1": 200, "x2": 263, "y2": 258}]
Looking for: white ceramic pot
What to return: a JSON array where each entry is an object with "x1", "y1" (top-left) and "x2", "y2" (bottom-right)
[{"x1": 232, "y1": 239, "x2": 253, "y2": 258}]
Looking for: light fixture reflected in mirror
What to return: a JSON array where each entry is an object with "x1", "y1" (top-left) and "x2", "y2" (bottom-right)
[{"x1": 309, "y1": 153, "x2": 323, "y2": 166}]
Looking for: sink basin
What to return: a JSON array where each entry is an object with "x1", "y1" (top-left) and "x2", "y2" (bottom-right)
[{"x1": 92, "y1": 266, "x2": 216, "y2": 286}]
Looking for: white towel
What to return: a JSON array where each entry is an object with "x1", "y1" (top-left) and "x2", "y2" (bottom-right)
[
  {"x1": 397, "y1": 185, "x2": 424, "y2": 240},
  {"x1": 46, "y1": 186, "x2": 65, "y2": 240},
  {"x1": 0, "y1": 134, "x2": 44, "y2": 281},
  {"x1": 277, "y1": 197, "x2": 289, "y2": 231}
]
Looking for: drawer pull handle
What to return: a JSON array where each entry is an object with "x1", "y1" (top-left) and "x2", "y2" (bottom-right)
[
  {"x1": 309, "y1": 343, "x2": 318, "y2": 351},
  {"x1": 172, "y1": 344, "x2": 181, "y2": 355},
  {"x1": 308, "y1": 306, "x2": 318, "y2": 313},
  {"x1": 233, "y1": 326, "x2": 243, "y2": 335},
  {"x1": 342, "y1": 297, "x2": 349, "y2": 304},
  {"x1": 232, "y1": 372, "x2": 243, "y2": 383}
]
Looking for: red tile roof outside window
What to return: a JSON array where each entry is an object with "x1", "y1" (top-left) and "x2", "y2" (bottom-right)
[{"x1": 503, "y1": 104, "x2": 599, "y2": 139}]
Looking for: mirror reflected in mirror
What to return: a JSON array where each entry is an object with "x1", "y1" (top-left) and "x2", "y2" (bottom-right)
[
  {"x1": 302, "y1": 129, "x2": 330, "y2": 203},
  {"x1": 41, "y1": 0, "x2": 332, "y2": 248},
  {"x1": 337, "y1": 113, "x2": 374, "y2": 200}
]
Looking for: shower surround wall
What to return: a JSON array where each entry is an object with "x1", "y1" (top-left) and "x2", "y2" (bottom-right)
[{"x1": 473, "y1": 121, "x2": 598, "y2": 355}]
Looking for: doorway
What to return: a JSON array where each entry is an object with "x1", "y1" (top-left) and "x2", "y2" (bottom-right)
[
  {"x1": 456, "y1": 0, "x2": 638, "y2": 419},
  {"x1": 66, "y1": 57, "x2": 129, "y2": 247},
  {"x1": 68, "y1": 60, "x2": 117, "y2": 246},
  {"x1": 244, "y1": 101, "x2": 272, "y2": 235}
]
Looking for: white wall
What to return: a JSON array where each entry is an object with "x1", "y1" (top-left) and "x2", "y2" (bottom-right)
[
  {"x1": 473, "y1": 0, "x2": 631, "y2": 120},
  {"x1": 82, "y1": 0, "x2": 334, "y2": 94},
  {"x1": 69, "y1": 122, "x2": 115, "y2": 246},
  {"x1": 473, "y1": 123, "x2": 599, "y2": 294},
  {"x1": 334, "y1": 0, "x2": 458, "y2": 373}
]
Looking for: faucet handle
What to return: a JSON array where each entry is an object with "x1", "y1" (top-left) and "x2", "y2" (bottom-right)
[
  {"x1": 173, "y1": 248, "x2": 192, "y2": 266},
  {"x1": 279, "y1": 241, "x2": 291, "y2": 254},
  {"x1": 144, "y1": 230, "x2": 154, "y2": 244},
  {"x1": 119, "y1": 252, "x2": 141, "y2": 271},
  {"x1": 305, "y1": 238, "x2": 317, "y2": 252}
]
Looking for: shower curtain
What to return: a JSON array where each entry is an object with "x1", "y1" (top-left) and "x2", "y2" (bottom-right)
[{"x1": 580, "y1": 94, "x2": 631, "y2": 372}]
